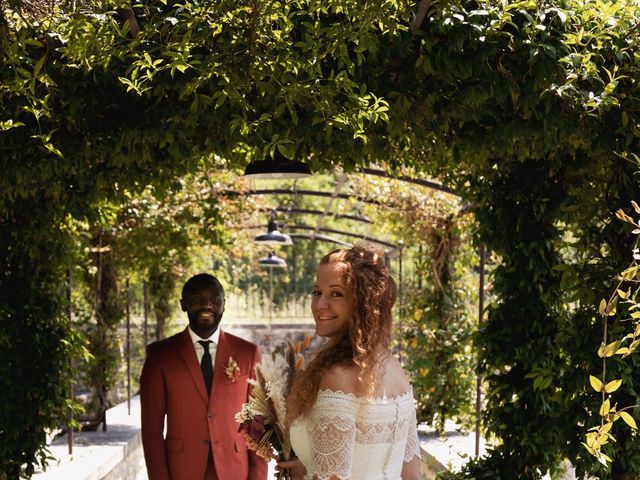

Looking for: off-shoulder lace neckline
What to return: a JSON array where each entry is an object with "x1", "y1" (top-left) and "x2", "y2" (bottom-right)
[{"x1": 317, "y1": 387, "x2": 413, "y2": 402}]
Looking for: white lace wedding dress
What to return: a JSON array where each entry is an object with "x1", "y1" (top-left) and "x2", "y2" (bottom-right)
[{"x1": 289, "y1": 389, "x2": 421, "y2": 480}]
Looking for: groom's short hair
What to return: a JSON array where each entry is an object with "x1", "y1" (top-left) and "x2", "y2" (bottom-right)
[{"x1": 181, "y1": 273, "x2": 224, "y2": 299}]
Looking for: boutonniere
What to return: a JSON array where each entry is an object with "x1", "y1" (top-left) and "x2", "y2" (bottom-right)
[{"x1": 225, "y1": 356, "x2": 242, "y2": 382}]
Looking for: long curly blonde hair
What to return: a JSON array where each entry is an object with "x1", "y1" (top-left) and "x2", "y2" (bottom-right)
[{"x1": 287, "y1": 244, "x2": 397, "y2": 422}]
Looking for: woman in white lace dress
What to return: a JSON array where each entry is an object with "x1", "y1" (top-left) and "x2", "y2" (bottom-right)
[{"x1": 277, "y1": 245, "x2": 421, "y2": 480}]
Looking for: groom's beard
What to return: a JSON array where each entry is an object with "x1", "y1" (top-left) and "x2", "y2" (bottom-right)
[{"x1": 189, "y1": 309, "x2": 223, "y2": 333}]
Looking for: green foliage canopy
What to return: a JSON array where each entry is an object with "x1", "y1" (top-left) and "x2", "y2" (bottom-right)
[{"x1": 2, "y1": 0, "x2": 640, "y2": 477}]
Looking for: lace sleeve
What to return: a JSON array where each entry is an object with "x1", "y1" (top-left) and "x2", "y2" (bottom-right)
[
  {"x1": 307, "y1": 392, "x2": 358, "y2": 480},
  {"x1": 404, "y1": 400, "x2": 421, "y2": 462}
]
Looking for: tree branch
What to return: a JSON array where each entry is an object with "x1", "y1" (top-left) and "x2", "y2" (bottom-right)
[
  {"x1": 119, "y1": 6, "x2": 139, "y2": 39},
  {"x1": 411, "y1": 0, "x2": 431, "y2": 35}
]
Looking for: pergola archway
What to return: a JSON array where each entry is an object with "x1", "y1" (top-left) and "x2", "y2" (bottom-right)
[{"x1": 2, "y1": 1, "x2": 639, "y2": 477}]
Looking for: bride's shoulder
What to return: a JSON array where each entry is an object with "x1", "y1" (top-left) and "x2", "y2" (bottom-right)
[
  {"x1": 319, "y1": 364, "x2": 360, "y2": 394},
  {"x1": 378, "y1": 354, "x2": 412, "y2": 397}
]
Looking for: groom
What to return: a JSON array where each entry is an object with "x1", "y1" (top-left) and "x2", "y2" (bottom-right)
[{"x1": 140, "y1": 273, "x2": 268, "y2": 480}]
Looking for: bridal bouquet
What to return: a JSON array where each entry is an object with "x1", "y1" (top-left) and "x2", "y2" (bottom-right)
[{"x1": 236, "y1": 336, "x2": 310, "y2": 478}]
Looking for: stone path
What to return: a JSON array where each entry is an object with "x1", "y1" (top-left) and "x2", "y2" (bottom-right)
[
  {"x1": 418, "y1": 420, "x2": 487, "y2": 475},
  {"x1": 31, "y1": 394, "x2": 469, "y2": 480},
  {"x1": 30, "y1": 391, "x2": 584, "y2": 480},
  {"x1": 32, "y1": 397, "x2": 142, "y2": 480},
  {"x1": 32, "y1": 395, "x2": 279, "y2": 480}
]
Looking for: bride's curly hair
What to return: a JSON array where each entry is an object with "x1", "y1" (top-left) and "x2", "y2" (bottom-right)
[{"x1": 287, "y1": 244, "x2": 397, "y2": 422}]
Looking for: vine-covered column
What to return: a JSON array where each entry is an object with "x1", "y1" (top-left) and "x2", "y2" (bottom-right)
[
  {"x1": 0, "y1": 198, "x2": 77, "y2": 478},
  {"x1": 85, "y1": 230, "x2": 123, "y2": 431},
  {"x1": 401, "y1": 214, "x2": 477, "y2": 432},
  {"x1": 463, "y1": 159, "x2": 567, "y2": 477},
  {"x1": 148, "y1": 264, "x2": 176, "y2": 341}
]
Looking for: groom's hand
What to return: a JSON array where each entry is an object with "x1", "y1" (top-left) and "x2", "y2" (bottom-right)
[{"x1": 276, "y1": 456, "x2": 307, "y2": 480}]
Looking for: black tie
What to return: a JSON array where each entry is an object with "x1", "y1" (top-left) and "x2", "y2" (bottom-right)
[{"x1": 198, "y1": 340, "x2": 213, "y2": 396}]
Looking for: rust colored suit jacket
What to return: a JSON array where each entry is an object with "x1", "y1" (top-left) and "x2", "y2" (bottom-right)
[{"x1": 140, "y1": 328, "x2": 268, "y2": 480}]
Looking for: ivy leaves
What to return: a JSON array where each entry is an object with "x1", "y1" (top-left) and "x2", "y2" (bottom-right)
[{"x1": 1, "y1": 0, "x2": 411, "y2": 219}]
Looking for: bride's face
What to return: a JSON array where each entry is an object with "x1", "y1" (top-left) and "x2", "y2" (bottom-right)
[{"x1": 311, "y1": 263, "x2": 354, "y2": 337}]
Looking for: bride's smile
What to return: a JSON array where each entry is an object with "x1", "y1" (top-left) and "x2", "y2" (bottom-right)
[{"x1": 311, "y1": 263, "x2": 354, "y2": 337}]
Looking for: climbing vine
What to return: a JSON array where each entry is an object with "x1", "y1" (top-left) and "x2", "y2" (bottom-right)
[
  {"x1": 584, "y1": 203, "x2": 640, "y2": 467},
  {"x1": 349, "y1": 171, "x2": 478, "y2": 431}
]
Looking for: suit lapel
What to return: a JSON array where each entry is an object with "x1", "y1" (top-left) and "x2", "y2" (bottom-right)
[
  {"x1": 211, "y1": 329, "x2": 231, "y2": 406},
  {"x1": 178, "y1": 327, "x2": 209, "y2": 405}
]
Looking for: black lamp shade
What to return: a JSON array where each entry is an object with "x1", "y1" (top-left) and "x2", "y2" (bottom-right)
[
  {"x1": 254, "y1": 230, "x2": 293, "y2": 245},
  {"x1": 243, "y1": 151, "x2": 312, "y2": 179},
  {"x1": 254, "y1": 210, "x2": 293, "y2": 245},
  {"x1": 258, "y1": 252, "x2": 287, "y2": 268}
]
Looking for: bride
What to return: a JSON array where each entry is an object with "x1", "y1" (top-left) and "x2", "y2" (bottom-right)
[{"x1": 278, "y1": 245, "x2": 421, "y2": 480}]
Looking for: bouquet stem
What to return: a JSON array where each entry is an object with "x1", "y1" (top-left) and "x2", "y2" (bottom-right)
[
  {"x1": 277, "y1": 469, "x2": 290, "y2": 480},
  {"x1": 276, "y1": 450, "x2": 292, "y2": 480}
]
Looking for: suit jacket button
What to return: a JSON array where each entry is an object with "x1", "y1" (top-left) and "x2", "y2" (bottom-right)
[{"x1": 207, "y1": 412, "x2": 213, "y2": 418}]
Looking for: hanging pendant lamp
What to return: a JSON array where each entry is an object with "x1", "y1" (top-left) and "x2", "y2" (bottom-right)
[
  {"x1": 258, "y1": 252, "x2": 288, "y2": 268},
  {"x1": 254, "y1": 210, "x2": 293, "y2": 245},
  {"x1": 243, "y1": 150, "x2": 312, "y2": 179}
]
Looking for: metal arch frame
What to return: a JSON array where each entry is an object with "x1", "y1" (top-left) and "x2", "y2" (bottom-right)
[
  {"x1": 222, "y1": 188, "x2": 387, "y2": 207},
  {"x1": 288, "y1": 233, "x2": 352, "y2": 247},
  {"x1": 359, "y1": 168, "x2": 458, "y2": 196},
  {"x1": 245, "y1": 224, "x2": 396, "y2": 249},
  {"x1": 257, "y1": 207, "x2": 373, "y2": 224},
  {"x1": 228, "y1": 171, "x2": 454, "y2": 253},
  {"x1": 285, "y1": 224, "x2": 396, "y2": 249},
  {"x1": 236, "y1": 171, "x2": 485, "y2": 456}
]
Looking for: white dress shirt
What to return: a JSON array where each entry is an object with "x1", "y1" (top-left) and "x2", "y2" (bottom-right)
[{"x1": 188, "y1": 326, "x2": 220, "y2": 371}]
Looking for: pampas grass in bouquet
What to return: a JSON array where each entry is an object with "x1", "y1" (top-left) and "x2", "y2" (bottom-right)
[{"x1": 236, "y1": 336, "x2": 311, "y2": 479}]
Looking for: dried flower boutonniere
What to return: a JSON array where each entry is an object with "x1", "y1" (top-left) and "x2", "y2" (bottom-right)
[{"x1": 225, "y1": 356, "x2": 242, "y2": 382}]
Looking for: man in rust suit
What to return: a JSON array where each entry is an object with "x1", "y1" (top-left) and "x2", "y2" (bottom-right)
[{"x1": 140, "y1": 273, "x2": 267, "y2": 480}]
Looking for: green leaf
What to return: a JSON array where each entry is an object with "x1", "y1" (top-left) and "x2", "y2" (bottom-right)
[
  {"x1": 597, "y1": 452, "x2": 613, "y2": 466},
  {"x1": 582, "y1": 441, "x2": 596, "y2": 455},
  {"x1": 0, "y1": 120, "x2": 25, "y2": 131},
  {"x1": 30, "y1": 55, "x2": 47, "y2": 94},
  {"x1": 604, "y1": 379, "x2": 623, "y2": 393},
  {"x1": 622, "y1": 266, "x2": 638, "y2": 280},
  {"x1": 619, "y1": 411, "x2": 637, "y2": 429},
  {"x1": 599, "y1": 299, "x2": 607, "y2": 315},
  {"x1": 590, "y1": 375, "x2": 604, "y2": 392},
  {"x1": 33, "y1": 55, "x2": 46, "y2": 77},
  {"x1": 604, "y1": 341, "x2": 621, "y2": 357}
]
